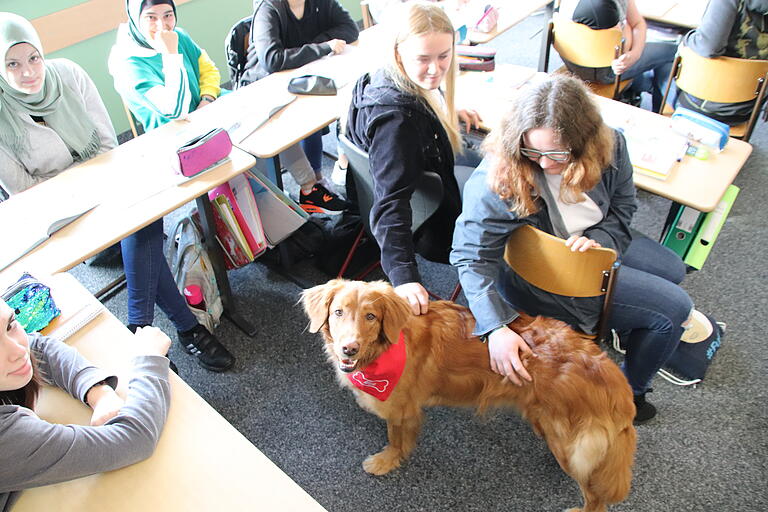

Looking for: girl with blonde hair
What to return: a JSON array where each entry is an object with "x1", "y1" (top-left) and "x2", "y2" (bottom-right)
[
  {"x1": 345, "y1": 2, "x2": 482, "y2": 315},
  {"x1": 452, "y1": 75, "x2": 700, "y2": 423}
]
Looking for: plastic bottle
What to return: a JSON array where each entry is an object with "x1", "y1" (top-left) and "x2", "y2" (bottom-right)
[{"x1": 183, "y1": 285, "x2": 206, "y2": 311}]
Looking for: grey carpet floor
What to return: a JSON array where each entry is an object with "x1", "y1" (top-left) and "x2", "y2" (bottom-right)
[{"x1": 69, "y1": 12, "x2": 767, "y2": 512}]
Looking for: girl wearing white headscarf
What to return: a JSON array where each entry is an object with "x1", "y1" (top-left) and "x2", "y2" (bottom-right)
[
  {"x1": 108, "y1": 0, "x2": 221, "y2": 130},
  {"x1": 0, "y1": 12, "x2": 116, "y2": 195}
]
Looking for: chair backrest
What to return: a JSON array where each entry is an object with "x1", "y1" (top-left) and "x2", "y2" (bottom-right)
[
  {"x1": 674, "y1": 45, "x2": 768, "y2": 104},
  {"x1": 552, "y1": 18, "x2": 624, "y2": 68},
  {"x1": 338, "y1": 134, "x2": 443, "y2": 238},
  {"x1": 361, "y1": 1, "x2": 374, "y2": 30},
  {"x1": 225, "y1": 16, "x2": 252, "y2": 88},
  {"x1": 503, "y1": 224, "x2": 620, "y2": 339},
  {"x1": 121, "y1": 99, "x2": 143, "y2": 139}
]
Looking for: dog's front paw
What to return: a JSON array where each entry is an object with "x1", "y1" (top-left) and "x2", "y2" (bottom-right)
[
  {"x1": 563, "y1": 508, "x2": 583, "y2": 512},
  {"x1": 362, "y1": 447, "x2": 403, "y2": 475}
]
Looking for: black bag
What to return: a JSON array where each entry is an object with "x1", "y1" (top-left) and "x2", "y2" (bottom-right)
[
  {"x1": 259, "y1": 219, "x2": 326, "y2": 268},
  {"x1": 657, "y1": 312, "x2": 725, "y2": 387},
  {"x1": 312, "y1": 212, "x2": 379, "y2": 277}
]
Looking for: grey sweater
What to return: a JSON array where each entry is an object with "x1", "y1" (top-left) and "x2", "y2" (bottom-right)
[
  {"x1": 0, "y1": 59, "x2": 117, "y2": 195},
  {"x1": 0, "y1": 335, "x2": 170, "y2": 511}
]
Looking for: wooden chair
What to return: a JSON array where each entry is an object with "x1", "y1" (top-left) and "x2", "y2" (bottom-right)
[
  {"x1": 122, "y1": 99, "x2": 143, "y2": 139},
  {"x1": 361, "y1": 1, "x2": 374, "y2": 29},
  {"x1": 540, "y1": 18, "x2": 633, "y2": 100},
  {"x1": 659, "y1": 45, "x2": 768, "y2": 142},
  {"x1": 337, "y1": 134, "x2": 461, "y2": 301},
  {"x1": 503, "y1": 225, "x2": 620, "y2": 342}
]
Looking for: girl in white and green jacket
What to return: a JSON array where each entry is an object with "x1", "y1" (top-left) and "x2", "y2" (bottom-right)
[{"x1": 109, "y1": 0, "x2": 222, "y2": 131}]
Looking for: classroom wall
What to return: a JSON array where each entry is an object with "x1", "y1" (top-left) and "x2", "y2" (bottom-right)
[{"x1": 1, "y1": 0, "x2": 361, "y2": 134}]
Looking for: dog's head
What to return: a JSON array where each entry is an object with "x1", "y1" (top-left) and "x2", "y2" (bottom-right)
[{"x1": 301, "y1": 279, "x2": 412, "y2": 373}]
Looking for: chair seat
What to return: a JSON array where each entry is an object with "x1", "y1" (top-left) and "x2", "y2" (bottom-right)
[{"x1": 554, "y1": 66, "x2": 632, "y2": 99}]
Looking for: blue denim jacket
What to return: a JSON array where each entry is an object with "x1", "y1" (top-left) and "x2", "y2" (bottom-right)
[{"x1": 450, "y1": 129, "x2": 637, "y2": 336}]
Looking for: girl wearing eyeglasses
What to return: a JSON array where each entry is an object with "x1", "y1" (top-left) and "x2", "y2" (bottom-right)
[{"x1": 452, "y1": 74, "x2": 699, "y2": 423}]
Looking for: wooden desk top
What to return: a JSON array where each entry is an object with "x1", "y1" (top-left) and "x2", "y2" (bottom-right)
[
  {"x1": 596, "y1": 96, "x2": 752, "y2": 211},
  {"x1": 457, "y1": 66, "x2": 752, "y2": 212},
  {"x1": 638, "y1": 0, "x2": 705, "y2": 29},
  {"x1": 0, "y1": 124, "x2": 255, "y2": 280},
  {"x1": 12, "y1": 273, "x2": 326, "y2": 512},
  {"x1": 189, "y1": 71, "x2": 348, "y2": 159}
]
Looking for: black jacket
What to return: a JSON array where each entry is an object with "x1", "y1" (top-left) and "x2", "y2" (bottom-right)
[
  {"x1": 346, "y1": 70, "x2": 460, "y2": 287},
  {"x1": 241, "y1": 0, "x2": 359, "y2": 85}
]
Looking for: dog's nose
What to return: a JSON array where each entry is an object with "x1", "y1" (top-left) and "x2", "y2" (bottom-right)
[{"x1": 342, "y1": 343, "x2": 359, "y2": 356}]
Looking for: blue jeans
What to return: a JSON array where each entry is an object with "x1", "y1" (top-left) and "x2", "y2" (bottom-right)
[
  {"x1": 610, "y1": 236, "x2": 692, "y2": 394},
  {"x1": 566, "y1": 41, "x2": 677, "y2": 112},
  {"x1": 620, "y1": 41, "x2": 678, "y2": 112},
  {"x1": 300, "y1": 130, "x2": 324, "y2": 173},
  {"x1": 121, "y1": 219, "x2": 198, "y2": 332}
]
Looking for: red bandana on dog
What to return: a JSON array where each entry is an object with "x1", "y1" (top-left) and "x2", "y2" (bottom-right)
[{"x1": 347, "y1": 331, "x2": 406, "y2": 401}]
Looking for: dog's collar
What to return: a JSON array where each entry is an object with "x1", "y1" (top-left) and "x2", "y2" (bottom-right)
[{"x1": 346, "y1": 331, "x2": 406, "y2": 401}]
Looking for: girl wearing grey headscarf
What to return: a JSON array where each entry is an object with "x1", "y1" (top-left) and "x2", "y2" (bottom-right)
[{"x1": 0, "y1": 12, "x2": 116, "y2": 195}]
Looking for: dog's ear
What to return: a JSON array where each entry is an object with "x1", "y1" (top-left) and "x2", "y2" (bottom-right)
[
  {"x1": 301, "y1": 279, "x2": 345, "y2": 333},
  {"x1": 379, "y1": 288, "x2": 412, "y2": 345}
]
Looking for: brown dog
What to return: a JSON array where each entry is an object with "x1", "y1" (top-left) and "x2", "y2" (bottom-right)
[{"x1": 301, "y1": 280, "x2": 636, "y2": 512}]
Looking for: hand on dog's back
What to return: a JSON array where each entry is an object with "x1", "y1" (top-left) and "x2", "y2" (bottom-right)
[
  {"x1": 487, "y1": 326, "x2": 535, "y2": 386},
  {"x1": 394, "y1": 282, "x2": 430, "y2": 316}
]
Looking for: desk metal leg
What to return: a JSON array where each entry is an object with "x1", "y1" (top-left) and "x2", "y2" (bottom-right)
[
  {"x1": 194, "y1": 195, "x2": 257, "y2": 336},
  {"x1": 538, "y1": 2, "x2": 554, "y2": 72}
]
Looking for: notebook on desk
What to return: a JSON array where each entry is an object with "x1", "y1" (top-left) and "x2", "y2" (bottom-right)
[
  {"x1": 39, "y1": 273, "x2": 106, "y2": 343},
  {"x1": 623, "y1": 131, "x2": 688, "y2": 180},
  {"x1": 0, "y1": 201, "x2": 99, "y2": 272}
]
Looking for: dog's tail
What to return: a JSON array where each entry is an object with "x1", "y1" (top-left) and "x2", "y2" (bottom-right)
[{"x1": 569, "y1": 423, "x2": 635, "y2": 505}]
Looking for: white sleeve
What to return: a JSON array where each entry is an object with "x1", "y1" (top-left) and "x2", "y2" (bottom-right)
[{"x1": 143, "y1": 53, "x2": 192, "y2": 119}]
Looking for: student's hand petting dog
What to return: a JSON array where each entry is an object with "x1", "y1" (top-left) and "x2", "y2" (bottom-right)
[
  {"x1": 565, "y1": 235, "x2": 601, "y2": 252},
  {"x1": 488, "y1": 326, "x2": 534, "y2": 385},
  {"x1": 394, "y1": 282, "x2": 429, "y2": 316},
  {"x1": 149, "y1": 28, "x2": 179, "y2": 55},
  {"x1": 87, "y1": 386, "x2": 125, "y2": 426},
  {"x1": 457, "y1": 108, "x2": 482, "y2": 132},
  {"x1": 327, "y1": 39, "x2": 346, "y2": 54}
]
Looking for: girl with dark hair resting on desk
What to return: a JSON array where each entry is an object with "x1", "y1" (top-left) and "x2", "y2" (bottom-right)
[
  {"x1": 0, "y1": 11, "x2": 234, "y2": 372},
  {"x1": 451, "y1": 75, "x2": 717, "y2": 423},
  {"x1": 0, "y1": 299, "x2": 171, "y2": 512}
]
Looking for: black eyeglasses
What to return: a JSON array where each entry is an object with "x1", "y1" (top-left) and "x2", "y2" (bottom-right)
[{"x1": 520, "y1": 147, "x2": 571, "y2": 163}]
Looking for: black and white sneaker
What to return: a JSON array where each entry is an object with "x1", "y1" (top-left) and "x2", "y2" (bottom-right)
[
  {"x1": 177, "y1": 324, "x2": 235, "y2": 372},
  {"x1": 299, "y1": 183, "x2": 348, "y2": 215}
]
